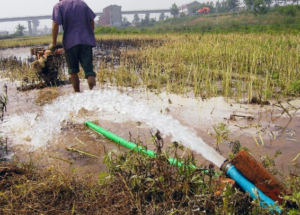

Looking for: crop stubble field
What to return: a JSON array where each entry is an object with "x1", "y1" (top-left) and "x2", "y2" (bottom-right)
[
  {"x1": 0, "y1": 33, "x2": 300, "y2": 214},
  {"x1": 2, "y1": 33, "x2": 299, "y2": 100}
]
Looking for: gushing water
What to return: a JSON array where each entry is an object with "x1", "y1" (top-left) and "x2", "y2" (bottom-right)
[{"x1": 0, "y1": 89, "x2": 225, "y2": 167}]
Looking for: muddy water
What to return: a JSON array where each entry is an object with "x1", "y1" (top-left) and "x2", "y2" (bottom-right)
[
  {"x1": 0, "y1": 47, "x2": 33, "y2": 60},
  {"x1": 0, "y1": 47, "x2": 299, "y2": 178},
  {"x1": 0, "y1": 78, "x2": 299, "y2": 179}
]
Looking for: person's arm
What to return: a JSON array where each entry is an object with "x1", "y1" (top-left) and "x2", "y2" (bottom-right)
[
  {"x1": 91, "y1": 20, "x2": 95, "y2": 31},
  {"x1": 52, "y1": 21, "x2": 59, "y2": 46}
]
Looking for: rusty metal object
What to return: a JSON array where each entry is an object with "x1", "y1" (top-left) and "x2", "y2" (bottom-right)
[
  {"x1": 30, "y1": 46, "x2": 44, "y2": 56},
  {"x1": 30, "y1": 46, "x2": 64, "y2": 86},
  {"x1": 231, "y1": 150, "x2": 288, "y2": 203}
]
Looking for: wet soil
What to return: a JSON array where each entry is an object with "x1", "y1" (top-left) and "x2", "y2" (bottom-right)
[
  {"x1": 0, "y1": 47, "x2": 35, "y2": 60},
  {"x1": 0, "y1": 78, "x2": 299, "y2": 179},
  {"x1": 0, "y1": 46, "x2": 299, "y2": 179}
]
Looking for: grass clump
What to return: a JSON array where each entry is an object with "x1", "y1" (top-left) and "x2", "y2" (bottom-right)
[
  {"x1": 0, "y1": 137, "x2": 299, "y2": 214},
  {"x1": 2, "y1": 33, "x2": 300, "y2": 102},
  {"x1": 2, "y1": 33, "x2": 300, "y2": 101}
]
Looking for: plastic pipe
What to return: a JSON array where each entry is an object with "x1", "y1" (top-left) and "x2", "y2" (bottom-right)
[
  {"x1": 224, "y1": 163, "x2": 281, "y2": 214},
  {"x1": 85, "y1": 121, "x2": 195, "y2": 169},
  {"x1": 86, "y1": 121, "x2": 281, "y2": 213}
]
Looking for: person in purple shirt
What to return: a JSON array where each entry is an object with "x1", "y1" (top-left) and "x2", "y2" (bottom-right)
[{"x1": 51, "y1": 0, "x2": 96, "y2": 92}]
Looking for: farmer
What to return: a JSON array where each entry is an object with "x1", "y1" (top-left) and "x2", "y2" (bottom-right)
[{"x1": 50, "y1": 0, "x2": 96, "y2": 92}]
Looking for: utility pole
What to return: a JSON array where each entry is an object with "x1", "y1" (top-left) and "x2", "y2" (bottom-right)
[{"x1": 217, "y1": 4, "x2": 219, "y2": 25}]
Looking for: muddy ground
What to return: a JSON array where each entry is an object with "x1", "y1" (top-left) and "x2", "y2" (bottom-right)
[
  {"x1": 0, "y1": 78, "x2": 299, "y2": 180},
  {"x1": 0, "y1": 45, "x2": 299, "y2": 180}
]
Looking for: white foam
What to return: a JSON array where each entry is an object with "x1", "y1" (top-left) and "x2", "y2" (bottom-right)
[{"x1": 0, "y1": 89, "x2": 225, "y2": 167}]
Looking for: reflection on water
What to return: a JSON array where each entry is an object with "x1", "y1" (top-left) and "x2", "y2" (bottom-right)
[
  {"x1": 0, "y1": 81, "x2": 299, "y2": 175},
  {"x1": 0, "y1": 47, "x2": 34, "y2": 60},
  {"x1": 0, "y1": 46, "x2": 299, "y2": 175}
]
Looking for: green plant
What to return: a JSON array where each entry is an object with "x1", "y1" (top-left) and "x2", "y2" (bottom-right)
[
  {"x1": 170, "y1": 3, "x2": 179, "y2": 17},
  {"x1": 278, "y1": 5, "x2": 297, "y2": 17},
  {"x1": 260, "y1": 150, "x2": 282, "y2": 175},
  {"x1": 253, "y1": 0, "x2": 269, "y2": 15},
  {"x1": 208, "y1": 122, "x2": 230, "y2": 149},
  {"x1": 289, "y1": 81, "x2": 300, "y2": 95},
  {"x1": 14, "y1": 23, "x2": 26, "y2": 37},
  {"x1": 228, "y1": 140, "x2": 251, "y2": 159}
]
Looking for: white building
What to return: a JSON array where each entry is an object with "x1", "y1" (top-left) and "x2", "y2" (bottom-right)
[
  {"x1": 179, "y1": 1, "x2": 202, "y2": 16},
  {"x1": 0, "y1": 31, "x2": 9, "y2": 36}
]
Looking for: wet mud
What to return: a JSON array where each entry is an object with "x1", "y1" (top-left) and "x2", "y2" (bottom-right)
[
  {"x1": 0, "y1": 47, "x2": 33, "y2": 60},
  {"x1": 0, "y1": 46, "x2": 299, "y2": 179},
  {"x1": 0, "y1": 79, "x2": 299, "y2": 177}
]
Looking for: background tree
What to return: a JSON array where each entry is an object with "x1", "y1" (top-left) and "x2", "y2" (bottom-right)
[
  {"x1": 278, "y1": 5, "x2": 297, "y2": 16},
  {"x1": 149, "y1": 18, "x2": 156, "y2": 26},
  {"x1": 191, "y1": 5, "x2": 201, "y2": 13},
  {"x1": 180, "y1": 12, "x2": 186, "y2": 17},
  {"x1": 227, "y1": 0, "x2": 240, "y2": 11},
  {"x1": 145, "y1": 13, "x2": 150, "y2": 23},
  {"x1": 159, "y1": 12, "x2": 165, "y2": 21},
  {"x1": 244, "y1": 0, "x2": 254, "y2": 9},
  {"x1": 264, "y1": 0, "x2": 272, "y2": 7},
  {"x1": 216, "y1": 1, "x2": 221, "y2": 12},
  {"x1": 141, "y1": 13, "x2": 150, "y2": 26},
  {"x1": 15, "y1": 24, "x2": 26, "y2": 36},
  {"x1": 206, "y1": 1, "x2": 216, "y2": 13},
  {"x1": 253, "y1": 0, "x2": 268, "y2": 15},
  {"x1": 132, "y1": 14, "x2": 140, "y2": 25},
  {"x1": 170, "y1": 3, "x2": 179, "y2": 17},
  {"x1": 217, "y1": 0, "x2": 230, "y2": 13},
  {"x1": 137, "y1": 13, "x2": 156, "y2": 27},
  {"x1": 122, "y1": 17, "x2": 131, "y2": 26}
]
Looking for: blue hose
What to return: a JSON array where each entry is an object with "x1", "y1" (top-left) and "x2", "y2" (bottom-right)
[{"x1": 226, "y1": 165, "x2": 281, "y2": 214}]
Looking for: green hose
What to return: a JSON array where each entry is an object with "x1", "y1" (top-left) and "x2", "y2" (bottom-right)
[
  {"x1": 85, "y1": 122, "x2": 280, "y2": 213},
  {"x1": 85, "y1": 121, "x2": 222, "y2": 176},
  {"x1": 85, "y1": 121, "x2": 195, "y2": 169}
]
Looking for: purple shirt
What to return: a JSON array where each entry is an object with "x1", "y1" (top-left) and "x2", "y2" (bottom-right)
[{"x1": 52, "y1": 0, "x2": 96, "y2": 51}]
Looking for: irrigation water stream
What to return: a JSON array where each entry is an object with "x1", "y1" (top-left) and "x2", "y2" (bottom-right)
[
  {"x1": 0, "y1": 47, "x2": 300, "y2": 178},
  {"x1": 1, "y1": 85, "x2": 227, "y2": 166},
  {"x1": 1, "y1": 80, "x2": 300, "y2": 174}
]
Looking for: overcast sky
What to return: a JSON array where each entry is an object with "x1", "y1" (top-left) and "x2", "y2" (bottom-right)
[{"x1": 0, "y1": 0, "x2": 194, "y2": 32}]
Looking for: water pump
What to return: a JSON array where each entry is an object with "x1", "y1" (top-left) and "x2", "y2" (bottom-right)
[
  {"x1": 30, "y1": 45, "x2": 64, "y2": 86},
  {"x1": 220, "y1": 150, "x2": 287, "y2": 214}
]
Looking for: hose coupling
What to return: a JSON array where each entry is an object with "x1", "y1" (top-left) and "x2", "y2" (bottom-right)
[{"x1": 220, "y1": 159, "x2": 233, "y2": 174}]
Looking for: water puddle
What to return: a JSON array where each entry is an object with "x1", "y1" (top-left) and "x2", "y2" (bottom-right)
[
  {"x1": 0, "y1": 46, "x2": 299, "y2": 177},
  {"x1": 0, "y1": 47, "x2": 33, "y2": 60},
  {"x1": 0, "y1": 79, "x2": 299, "y2": 177}
]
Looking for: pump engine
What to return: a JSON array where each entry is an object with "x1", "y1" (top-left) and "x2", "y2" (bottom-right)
[{"x1": 30, "y1": 45, "x2": 64, "y2": 85}]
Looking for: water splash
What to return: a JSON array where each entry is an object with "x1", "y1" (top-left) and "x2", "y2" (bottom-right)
[{"x1": 0, "y1": 89, "x2": 225, "y2": 167}]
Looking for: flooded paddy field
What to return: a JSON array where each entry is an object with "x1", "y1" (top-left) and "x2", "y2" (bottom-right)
[
  {"x1": 0, "y1": 36, "x2": 300, "y2": 179},
  {"x1": 1, "y1": 35, "x2": 300, "y2": 214},
  {"x1": 0, "y1": 79, "x2": 299, "y2": 178},
  {"x1": 0, "y1": 47, "x2": 32, "y2": 60}
]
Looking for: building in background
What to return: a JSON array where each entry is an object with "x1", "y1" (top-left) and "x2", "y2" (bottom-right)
[
  {"x1": 23, "y1": 28, "x2": 51, "y2": 36},
  {"x1": 179, "y1": 1, "x2": 201, "y2": 16},
  {"x1": 98, "y1": 5, "x2": 122, "y2": 27},
  {"x1": 0, "y1": 31, "x2": 9, "y2": 36}
]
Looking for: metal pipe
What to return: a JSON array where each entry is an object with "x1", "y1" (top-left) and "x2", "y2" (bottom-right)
[{"x1": 221, "y1": 161, "x2": 281, "y2": 214}]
